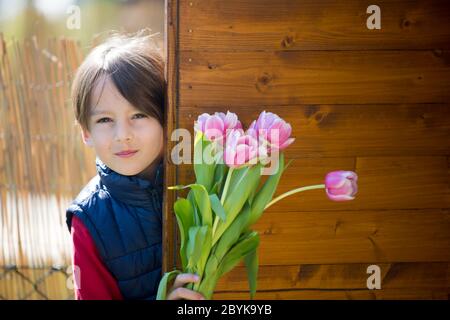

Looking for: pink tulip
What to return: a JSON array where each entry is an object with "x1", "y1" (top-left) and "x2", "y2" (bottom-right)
[
  {"x1": 325, "y1": 171, "x2": 358, "y2": 201},
  {"x1": 195, "y1": 111, "x2": 242, "y2": 144},
  {"x1": 247, "y1": 111, "x2": 295, "y2": 153},
  {"x1": 223, "y1": 129, "x2": 259, "y2": 168}
]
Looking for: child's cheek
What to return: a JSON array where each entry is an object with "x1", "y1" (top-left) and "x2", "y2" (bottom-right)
[{"x1": 91, "y1": 127, "x2": 113, "y2": 147}]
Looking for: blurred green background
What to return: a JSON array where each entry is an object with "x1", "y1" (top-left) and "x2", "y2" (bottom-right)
[{"x1": 0, "y1": 0, "x2": 164, "y2": 52}]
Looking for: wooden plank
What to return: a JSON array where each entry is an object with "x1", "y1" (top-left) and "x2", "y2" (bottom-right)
[
  {"x1": 179, "y1": 50, "x2": 450, "y2": 105},
  {"x1": 250, "y1": 210, "x2": 450, "y2": 264},
  {"x1": 163, "y1": 0, "x2": 180, "y2": 273},
  {"x1": 177, "y1": 156, "x2": 450, "y2": 211},
  {"x1": 212, "y1": 288, "x2": 449, "y2": 300},
  {"x1": 167, "y1": 208, "x2": 449, "y2": 264},
  {"x1": 177, "y1": 104, "x2": 450, "y2": 157},
  {"x1": 215, "y1": 263, "x2": 449, "y2": 291},
  {"x1": 180, "y1": 0, "x2": 450, "y2": 51}
]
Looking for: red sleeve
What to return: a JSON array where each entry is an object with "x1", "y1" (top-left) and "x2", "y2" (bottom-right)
[{"x1": 71, "y1": 215, "x2": 123, "y2": 300}]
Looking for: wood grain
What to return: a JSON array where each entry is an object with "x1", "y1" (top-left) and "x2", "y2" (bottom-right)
[
  {"x1": 177, "y1": 104, "x2": 450, "y2": 157},
  {"x1": 212, "y1": 288, "x2": 449, "y2": 300},
  {"x1": 180, "y1": 0, "x2": 450, "y2": 51},
  {"x1": 168, "y1": 0, "x2": 450, "y2": 300},
  {"x1": 215, "y1": 263, "x2": 449, "y2": 291},
  {"x1": 177, "y1": 156, "x2": 450, "y2": 212},
  {"x1": 163, "y1": 0, "x2": 180, "y2": 273},
  {"x1": 209, "y1": 209, "x2": 450, "y2": 265},
  {"x1": 179, "y1": 50, "x2": 450, "y2": 106}
]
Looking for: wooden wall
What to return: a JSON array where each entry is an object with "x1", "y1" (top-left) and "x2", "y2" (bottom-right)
[{"x1": 164, "y1": 0, "x2": 450, "y2": 299}]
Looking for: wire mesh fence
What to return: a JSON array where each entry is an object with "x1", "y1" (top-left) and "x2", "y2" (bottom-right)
[{"x1": 0, "y1": 265, "x2": 74, "y2": 300}]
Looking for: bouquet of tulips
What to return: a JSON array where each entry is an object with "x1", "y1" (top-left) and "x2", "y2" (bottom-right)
[{"x1": 157, "y1": 111, "x2": 358, "y2": 300}]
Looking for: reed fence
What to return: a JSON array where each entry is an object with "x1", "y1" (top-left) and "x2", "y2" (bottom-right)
[{"x1": 0, "y1": 33, "x2": 95, "y2": 299}]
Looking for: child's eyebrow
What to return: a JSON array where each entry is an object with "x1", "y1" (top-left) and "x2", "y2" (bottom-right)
[{"x1": 90, "y1": 109, "x2": 112, "y2": 116}]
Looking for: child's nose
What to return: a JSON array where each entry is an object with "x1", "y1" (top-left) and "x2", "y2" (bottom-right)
[{"x1": 114, "y1": 121, "x2": 134, "y2": 142}]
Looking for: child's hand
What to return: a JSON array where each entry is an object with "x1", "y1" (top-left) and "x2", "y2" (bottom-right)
[{"x1": 166, "y1": 273, "x2": 206, "y2": 300}]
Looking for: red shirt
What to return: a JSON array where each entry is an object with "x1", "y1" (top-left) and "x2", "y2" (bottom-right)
[{"x1": 70, "y1": 215, "x2": 123, "y2": 300}]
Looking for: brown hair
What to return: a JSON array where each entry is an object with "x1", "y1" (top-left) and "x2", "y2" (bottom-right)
[{"x1": 71, "y1": 31, "x2": 165, "y2": 130}]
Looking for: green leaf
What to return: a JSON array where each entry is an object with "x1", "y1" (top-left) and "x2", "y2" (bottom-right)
[
  {"x1": 226, "y1": 166, "x2": 250, "y2": 199},
  {"x1": 198, "y1": 222, "x2": 257, "y2": 300},
  {"x1": 156, "y1": 270, "x2": 181, "y2": 300},
  {"x1": 213, "y1": 165, "x2": 261, "y2": 245},
  {"x1": 204, "y1": 252, "x2": 220, "y2": 277},
  {"x1": 213, "y1": 202, "x2": 251, "y2": 262},
  {"x1": 186, "y1": 226, "x2": 201, "y2": 271},
  {"x1": 197, "y1": 226, "x2": 212, "y2": 282},
  {"x1": 186, "y1": 225, "x2": 210, "y2": 272},
  {"x1": 197, "y1": 269, "x2": 220, "y2": 300},
  {"x1": 210, "y1": 181, "x2": 220, "y2": 195},
  {"x1": 194, "y1": 131, "x2": 216, "y2": 192},
  {"x1": 211, "y1": 163, "x2": 227, "y2": 195},
  {"x1": 248, "y1": 153, "x2": 285, "y2": 228},
  {"x1": 248, "y1": 185, "x2": 257, "y2": 206},
  {"x1": 167, "y1": 184, "x2": 187, "y2": 190},
  {"x1": 187, "y1": 190, "x2": 201, "y2": 226},
  {"x1": 174, "y1": 198, "x2": 195, "y2": 269},
  {"x1": 190, "y1": 184, "x2": 213, "y2": 227},
  {"x1": 244, "y1": 247, "x2": 258, "y2": 299},
  {"x1": 218, "y1": 231, "x2": 260, "y2": 277},
  {"x1": 209, "y1": 194, "x2": 226, "y2": 222},
  {"x1": 169, "y1": 183, "x2": 212, "y2": 227}
]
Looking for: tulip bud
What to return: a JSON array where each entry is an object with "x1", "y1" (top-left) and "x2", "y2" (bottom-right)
[{"x1": 325, "y1": 171, "x2": 358, "y2": 201}]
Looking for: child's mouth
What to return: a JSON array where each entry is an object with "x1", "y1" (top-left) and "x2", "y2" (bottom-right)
[{"x1": 115, "y1": 150, "x2": 138, "y2": 158}]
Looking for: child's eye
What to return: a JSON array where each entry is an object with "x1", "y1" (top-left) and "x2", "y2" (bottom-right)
[
  {"x1": 133, "y1": 113, "x2": 148, "y2": 119},
  {"x1": 96, "y1": 117, "x2": 112, "y2": 124}
]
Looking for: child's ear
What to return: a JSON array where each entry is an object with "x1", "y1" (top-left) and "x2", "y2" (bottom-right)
[{"x1": 81, "y1": 128, "x2": 93, "y2": 147}]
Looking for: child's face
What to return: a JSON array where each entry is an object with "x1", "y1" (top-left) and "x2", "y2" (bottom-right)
[{"x1": 81, "y1": 76, "x2": 163, "y2": 177}]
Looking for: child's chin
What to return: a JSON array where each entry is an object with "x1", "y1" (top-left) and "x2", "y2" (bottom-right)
[
  {"x1": 111, "y1": 165, "x2": 141, "y2": 176},
  {"x1": 120, "y1": 169, "x2": 141, "y2": 176}
]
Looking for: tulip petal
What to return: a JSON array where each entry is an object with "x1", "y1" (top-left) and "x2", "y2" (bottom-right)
[
  {"x1": 325, "y1": 173, "x2": 347, "y2": 189},
  {"x1": 324, "y1": 170, "x2": 358, "y2": 201},
  {"x1": 326, "y1": 190, "x2": 355, "y2": 201},
  {"x1": 248, "y1": 120, "x2": 257, "y2": 131},
  {"x1": 329, "y1": 180, "x2": 352, "y2": 196},
  {"x1": 205, "y1": 115, "x2": 224, "y2": 133},
  {"x1": 278, "y1": 138, "x2": 295, "y2": 150},
  {"x1": 223, "y1": 111, "x2": 239, "y2": 130},
  {"x1": 195, "y1": 113, "x2": 211, "y2": 132}
]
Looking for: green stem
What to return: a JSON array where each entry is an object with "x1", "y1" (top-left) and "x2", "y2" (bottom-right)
[
  {"x1": 213, "y1": 167, "x2": 234, "y2": 236},
  {"x1": 220, "y1": 167, "x2": 234, "y2": 205},
  {"x1": 264, "y1": 184, "x2": 325, "y2": 210}
]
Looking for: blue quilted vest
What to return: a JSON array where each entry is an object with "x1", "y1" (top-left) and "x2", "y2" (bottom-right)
[{"x1": 66, "y1": 158, "x2": 164, "y2": 300}]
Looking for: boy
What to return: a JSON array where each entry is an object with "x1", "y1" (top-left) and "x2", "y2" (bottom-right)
[{"x1": 66, "y1": 33, "x2": 203, "y2": 300}]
